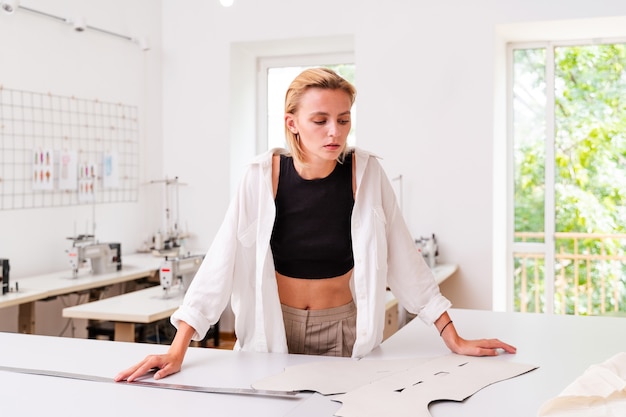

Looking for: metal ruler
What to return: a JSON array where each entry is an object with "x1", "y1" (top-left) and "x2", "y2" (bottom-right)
[{"x1": 0, "y1": 365, "x2": 298, "y2": 398}]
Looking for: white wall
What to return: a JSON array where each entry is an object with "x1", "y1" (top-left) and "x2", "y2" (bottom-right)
[
  {"x1": 160, "y1": 0, "x2": 626, "y2": 314},
  {"x1": 3, "y1": 0, "x2": 626, "y2": 336},
  {"x1": 0, "y1": 0, "x2": 162, "y2": 334}
]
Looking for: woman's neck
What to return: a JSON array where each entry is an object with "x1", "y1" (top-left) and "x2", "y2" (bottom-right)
[{"x1": 294, "y1": 158, "x2": 337, "y2": 180}]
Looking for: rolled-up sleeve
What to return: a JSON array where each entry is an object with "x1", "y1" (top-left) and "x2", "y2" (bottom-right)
[{"x1": 379, "y1": 162, "x2": 451, "y2": 325}]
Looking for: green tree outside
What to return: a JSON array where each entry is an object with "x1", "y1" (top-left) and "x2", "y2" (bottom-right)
[{"x1": 513, "y1": 43, "x2": 626, "y2": 315}]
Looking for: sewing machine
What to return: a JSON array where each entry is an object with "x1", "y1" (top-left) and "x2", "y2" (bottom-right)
[
  {"x1": 415, "y1": 234, "x2": 438, "y2": 268},
  {"x1": 159, "y1": 254, "x2": 204, "y2": 298},
  {"x1": 1, "y1": 258, "x2": 9, "y2": 295},
  {"x1": 67, "y1": 235, "x2": 122, "y2": 278}
]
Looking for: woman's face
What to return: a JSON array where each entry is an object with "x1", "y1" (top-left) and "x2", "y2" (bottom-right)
[{"x1": 286, "y1": 88, "x2": 352, "y2": 165}]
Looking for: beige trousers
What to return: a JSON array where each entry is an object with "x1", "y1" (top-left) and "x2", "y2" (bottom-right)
[{"x1": 281, "y1": 301, "x2": 357, "y2": 357}]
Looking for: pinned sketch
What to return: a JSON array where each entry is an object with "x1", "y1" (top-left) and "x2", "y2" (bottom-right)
[
  {"x1": 253, "y1": 354, "x2": 538, "y2": 417},
  {"x1": 78, "y1": 162, "x2": 97, "y2": 202},
  {"x1": 32, "y1": 149, "x2": 54, "y2": 190},
  {"x1": 58, "y1": 150, "x2": 78, "y2": 190},
  {"x1": 538, "y1": 352, "x2": 626, "y2": 417},
  {"x1": 102, "y1": 152, "x2": 119, "y2": 189}
]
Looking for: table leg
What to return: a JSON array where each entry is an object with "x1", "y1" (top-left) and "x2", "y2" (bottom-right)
[
  {"x1": 114, "y1": 322, "x2": 136, "y2": 342},
  {"x1": 18, "y1": 302, "x2": 35, "y2": 334}
]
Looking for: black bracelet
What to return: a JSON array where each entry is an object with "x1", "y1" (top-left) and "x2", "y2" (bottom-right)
[{"x1": 439, "y1": 320, "x2": 453, "y2": 337}]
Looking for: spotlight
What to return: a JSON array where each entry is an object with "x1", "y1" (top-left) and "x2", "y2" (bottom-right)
[
  {"x1": 72, "y1": 16, "x2": 87, "y2": 32},
  {"x1": 1, "y1": 0, "x2": 19, "y2": 14},
  {"x1": 66, "y1": 16, "x2": 86, "y2": 32},
  {"x1": 132, "y1": 36, "x2": 150, "y2": 51}
]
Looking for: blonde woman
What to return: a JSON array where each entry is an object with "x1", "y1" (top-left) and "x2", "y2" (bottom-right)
[{"x1": 116, "y1": 68, "x2": 515, "y2": 383}]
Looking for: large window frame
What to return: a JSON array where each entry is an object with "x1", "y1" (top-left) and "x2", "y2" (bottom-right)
[
  {"x1": 506, "y1": 37, "x2": 626, "y2": 314},
  {"x1": 507, "y1": 40, "x2": 556, "y2": 313},
  {"x1": 492, "y1": 17, "x2": 626, "y2": 313}
]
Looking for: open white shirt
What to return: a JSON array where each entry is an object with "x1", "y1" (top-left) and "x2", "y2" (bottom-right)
[{"x1": 171, "y1": 147, "x2": 451, "y2": 358}]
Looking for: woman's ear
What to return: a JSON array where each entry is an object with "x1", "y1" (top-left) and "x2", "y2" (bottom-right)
[{"x1": 285, "y1": 114, "x2": 298, "y2": 134}]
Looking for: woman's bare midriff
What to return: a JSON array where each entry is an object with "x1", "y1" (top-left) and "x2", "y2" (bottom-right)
[{"x1": 276, "y1": 269, "x2": 354, "y2": 310}]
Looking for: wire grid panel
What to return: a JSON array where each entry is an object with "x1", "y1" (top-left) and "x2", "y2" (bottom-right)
[{"x1": 0, "y1": 86, "x2": 140, "y2": 210}]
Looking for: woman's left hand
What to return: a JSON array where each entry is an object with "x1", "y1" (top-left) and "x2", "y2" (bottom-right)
[
  {"x1": 446, "y1": 336, "x2": 517, "y2": 356},
  {"x1": 435, "y1": 312, "x2": 517, "y2": 356}
]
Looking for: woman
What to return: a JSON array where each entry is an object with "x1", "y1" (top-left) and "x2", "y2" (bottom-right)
[{"x1": 116, "y1": 68, "x2": 515, "y2": 383}]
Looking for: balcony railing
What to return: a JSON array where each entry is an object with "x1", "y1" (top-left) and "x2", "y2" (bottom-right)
[{"x1": 514, "y1": 232, "x2": 626, "y2": 315}]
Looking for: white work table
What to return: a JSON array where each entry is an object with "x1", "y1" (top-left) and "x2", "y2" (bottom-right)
[
  {"x1": 1, "y1": 308, "x2": 625, "y2": 416},
  {"x1": 62, "y1": 285, "x2": 181, "y2": 341},
  {"x1": 0, "y1": 286, "x2": 49, "y2": 309},
  {"x1": 0, "y1": 253, "x2": 162, "y2": 333}
]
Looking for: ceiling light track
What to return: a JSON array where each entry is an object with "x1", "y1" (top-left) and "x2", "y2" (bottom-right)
[{"x1": 1, "y1": 1, "x2": 149, "y2": 51}]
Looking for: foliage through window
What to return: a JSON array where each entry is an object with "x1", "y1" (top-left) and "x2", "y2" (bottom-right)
[{"x1": 511, "y1": 41, "x2": 626, "y2": 315}]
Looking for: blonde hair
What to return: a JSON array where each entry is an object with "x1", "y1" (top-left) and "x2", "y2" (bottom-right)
[{"x1": 284, "y1": 67, "x2": 356, "y2": 166}]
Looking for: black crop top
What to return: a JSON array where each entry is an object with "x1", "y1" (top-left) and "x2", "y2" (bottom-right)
[{"x1": 270, "y1": 153, "x2": 354, "y2": 279}]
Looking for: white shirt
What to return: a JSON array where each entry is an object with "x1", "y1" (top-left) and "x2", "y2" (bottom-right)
[{"x1": 171, "y1": 147, "x2": 451, "y2": 358}]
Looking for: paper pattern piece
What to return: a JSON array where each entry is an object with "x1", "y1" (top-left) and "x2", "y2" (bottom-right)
[
  {"x1": 253, "y1": 354, "x2": 537, "y2": 417},
  {"x1": 254, "y1": 357, "x2": 432, "y2": 395},
  {"x1": 538, "y1": 352, "x2": 626, "y2": 417}
]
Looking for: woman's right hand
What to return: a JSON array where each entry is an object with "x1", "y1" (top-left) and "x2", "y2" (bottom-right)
[
  {"x1": 115, "y1": 321, "x2": 196, "y2": 382},
  {"x1": 114, "y1": 352, "x2": 183, "y2": 382}
]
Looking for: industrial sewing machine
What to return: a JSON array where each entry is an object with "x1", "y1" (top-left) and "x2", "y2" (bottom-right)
[
  {"x1": 159, "y1": 254, "x2": 204, "y2": 298},
  {"x1": 1, "y1": 258, "x2": 9, "y2": 295},
  {"x1": 66, "y1": 235, "x2": 122, "y2": 278},
  {"x1": 415, "y1": 234, "x2": 438, "y2": 268}
]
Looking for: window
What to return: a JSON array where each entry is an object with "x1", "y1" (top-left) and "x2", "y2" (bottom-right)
[
  {"x1": 509, "y1": 39, "x2": 626, "y2": 315},
  {"x1": 256, "y1": 54, "x2": 355, "y2": 152}
]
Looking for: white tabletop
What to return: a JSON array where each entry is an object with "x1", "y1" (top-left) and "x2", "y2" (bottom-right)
[
  {"x1": 0, "y1": 331, "x2": 341, "y2": 417},
  {"x1": 1, "y1": 308, "x2": 624, "y2": 416},
  {"x1": 62, "y1": 285, "x2": 181, "y2": 323},
  {"x1": 0, "y1": 286, "x2": 50, "y2": 309}
]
